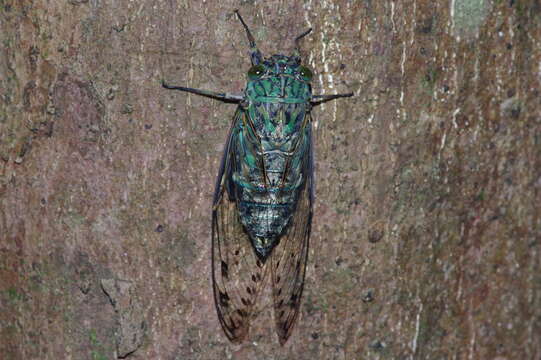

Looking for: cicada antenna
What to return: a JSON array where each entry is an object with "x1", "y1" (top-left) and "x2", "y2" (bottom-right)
[
  {"x1": 292, "y1": 27, "x2": 312, "y2": 62},
  {"x1": 235, "y1": 10, "x2": 263, "y2": 65}
]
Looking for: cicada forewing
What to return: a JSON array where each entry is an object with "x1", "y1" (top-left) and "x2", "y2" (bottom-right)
[
  {"x1": 211, "y1": 108, "x2": 270, "y2": 343},
  {"x1": 270, "y1": 112, "x2": 313, "y2": 345},
  {"x1": 212, "y1": 107, "x2": 314, "y2": 344}
]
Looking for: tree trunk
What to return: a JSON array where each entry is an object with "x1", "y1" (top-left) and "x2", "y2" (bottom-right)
[{"x1": 1, "y1": 0, "x2": 540, "y2": 359}]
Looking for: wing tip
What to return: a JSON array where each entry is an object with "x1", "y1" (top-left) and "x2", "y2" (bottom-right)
[
  {"x1": 278, "y1": 333, "x2": 291, "y2": 346},
  {"x1": 276, "y1": 320, "x2": 295, "y2": 346}
]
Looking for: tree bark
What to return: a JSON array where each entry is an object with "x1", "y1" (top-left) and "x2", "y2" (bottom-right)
[{"x1": 1, "y1": 0, "x2": 540, "y2": 359}]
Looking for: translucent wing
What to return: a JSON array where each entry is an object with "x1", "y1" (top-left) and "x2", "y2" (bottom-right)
[
  {"x1": 211, "y1": 108, "x2": 269, "y2": 343},
  {"x1": 270, "y1": 116, "x2": 314, "y2": 345}
]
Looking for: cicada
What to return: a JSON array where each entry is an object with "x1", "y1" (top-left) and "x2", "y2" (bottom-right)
[{"x1": 163, "y1": 11, "x2": 352, "y2": 345}]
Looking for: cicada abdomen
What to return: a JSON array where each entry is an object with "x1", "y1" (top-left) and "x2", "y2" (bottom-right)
[{"x1": 162, "y1": 10, "x2": 352, "y2": 345}]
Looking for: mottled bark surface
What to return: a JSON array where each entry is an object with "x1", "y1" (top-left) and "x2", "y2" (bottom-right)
[{"x1": 1, "y1": 0, "x2": 540, "y2": 359}]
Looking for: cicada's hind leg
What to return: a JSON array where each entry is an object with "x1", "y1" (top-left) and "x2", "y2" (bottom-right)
[{"x1": 162, "y1": 81, "x2": 244, "y2": 103}]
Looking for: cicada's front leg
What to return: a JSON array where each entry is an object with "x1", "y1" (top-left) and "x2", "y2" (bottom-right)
[
  {"x1": 311, "y1": 92, "x2": 354, "y2": 105},
  {"x1": 162, "y1": 81, "x2": 244, "y2": 103}
]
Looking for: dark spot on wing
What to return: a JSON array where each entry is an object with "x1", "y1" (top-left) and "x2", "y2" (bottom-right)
[
  {"x1": 290, "y1": 294, "x2": 298, "y2": 307},
  {"x1": 221, "y1": 261, "x2": 229, "y2": 279},
  {"x1": 228, "y1": 316, "x2": 239, "y2": 329},
  {"x1": 219, "y1": 291, "x2": 230, "y2": 307}
]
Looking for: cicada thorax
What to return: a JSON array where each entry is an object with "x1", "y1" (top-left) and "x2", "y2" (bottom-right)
[{"x1": 230, "y1": 57, "x2": 313, "y2": 260}]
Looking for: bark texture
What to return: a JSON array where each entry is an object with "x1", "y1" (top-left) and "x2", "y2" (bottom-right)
[{"x1": 1, "y1": 0, "x2": 540, "y2": 359}]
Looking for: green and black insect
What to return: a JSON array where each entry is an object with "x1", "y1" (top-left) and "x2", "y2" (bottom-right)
[{"x1": 163, "y1": 11, "x2": 352, "y2": 344}]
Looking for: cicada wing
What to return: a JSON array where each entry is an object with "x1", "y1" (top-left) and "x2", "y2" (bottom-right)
[
  {"x1": 212, "y1": 108, "x2": 269, "y2": 343},
  {"x1": 271, "y1": 118, "x2": 314, "y2": 345}
]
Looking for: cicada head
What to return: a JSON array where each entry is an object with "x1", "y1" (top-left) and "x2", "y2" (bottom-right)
[
  {"x1": 235, "y1": 10, "x2": 313, "y2": 104},
  {"x1": 245, "y1": 55, "x2": 313, "y2": 104}
]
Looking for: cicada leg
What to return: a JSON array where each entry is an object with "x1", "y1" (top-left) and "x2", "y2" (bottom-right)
[
  {"x1": 311, "y1": 92, "x2": 354, "y2": 105},
  {"x1": 162, "y1": 81, "x2": 244, "y2": 103}
]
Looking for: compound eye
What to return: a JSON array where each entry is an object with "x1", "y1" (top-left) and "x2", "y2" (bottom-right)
[
  {"x1": 299, "y1": 66, "x2": 313, "y2": 81},
  {"x1": 248, "y1": 65, "x2": 265, "y2": 80}
]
